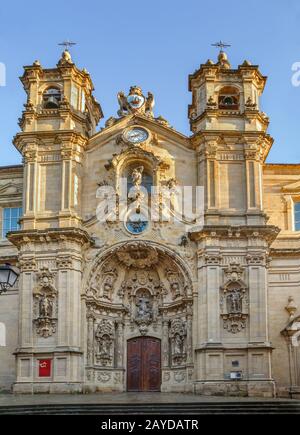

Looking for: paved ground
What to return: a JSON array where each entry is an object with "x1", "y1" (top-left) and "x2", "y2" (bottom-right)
[{"x1": 0, "y1": 392, "x2": 296, "y2": 406}]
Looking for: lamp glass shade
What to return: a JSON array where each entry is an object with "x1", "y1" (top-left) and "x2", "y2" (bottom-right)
[
  {"x1": 8, "y1": 268, "x2": 18, "y2": 287},
  {"x1": 0, "y1": 265, "x2": 19, "y2": 288},
  {"x1": 0, "y1": 267, "x2": 10, "y2": 285}
]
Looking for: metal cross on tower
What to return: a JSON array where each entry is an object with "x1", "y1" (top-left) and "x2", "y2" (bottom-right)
[
  {"x1": 211, "y1": 40, "x2": 231, "y2": 53},
  {"x1": 58, "y1": 40, "x2": 77, "y2": 52}
]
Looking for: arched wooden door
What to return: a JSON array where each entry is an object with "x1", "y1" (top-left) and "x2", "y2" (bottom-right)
[{"x1": 127, "y1": 337, "x2": 161, "y2": 392}]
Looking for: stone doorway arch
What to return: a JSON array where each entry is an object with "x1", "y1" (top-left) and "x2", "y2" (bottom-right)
[{"x1": 83, "y1": 240, "x2": 194, "y2": 392}]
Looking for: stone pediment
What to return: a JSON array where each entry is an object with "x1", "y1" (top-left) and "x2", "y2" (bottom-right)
[
  {"x1": 282, "y1": 180, "x2": 300, "y2": 195},
  {"x1": 0, "y1": 182, "x2": 22, "y2": 197},
  {"x1": 88, "y1": 113, "x2": 191, "y2": 151}
]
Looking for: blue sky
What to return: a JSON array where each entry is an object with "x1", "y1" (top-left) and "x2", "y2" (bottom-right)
[{"x1": 1, "y1": 0, "x2": 300, "y2": 165}]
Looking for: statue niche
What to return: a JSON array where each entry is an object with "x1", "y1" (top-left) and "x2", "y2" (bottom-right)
[
  {"x1": 101, "y1": 266, "x2": 118, "y2": 300},
  {"x1": 226, "y1": 287, "x2": 243, "y2": 314},
  {"x1": 220, "y1": 263, "x2": 248, "y2": 334},
  {"x1": 39, "y1": 294, "x2": 53, "y2": 318},
  {"x1": 95, "y1": 319, "x2": 115, "y2": 367},
  {"x1": 33, "y1": 267, "x2": 58, "y2": 338},
  {"x1": 169, "y1": 318, "x2": 187, "y2": 366},
  {"x1": 166, "y1": 268, "x2": 182, "y2": 299},
  {"x1": 135, "y1": 289, "x2": 153, "y2": 335}
]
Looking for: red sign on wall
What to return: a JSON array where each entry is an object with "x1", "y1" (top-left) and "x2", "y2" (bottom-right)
[{"x1": 38, "y1": 359, "x2": 52, "y2": 377}]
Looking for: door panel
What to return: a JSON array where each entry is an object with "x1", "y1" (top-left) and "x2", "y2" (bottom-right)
[
  {"x1": 127, "y1": 337, "x2": 161, "y2": 392},
  {"x1": 127, "y1": 338, "x2": 142, "y2": 391}
]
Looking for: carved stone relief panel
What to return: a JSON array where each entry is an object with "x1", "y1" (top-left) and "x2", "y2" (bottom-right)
[
  {"x1": 169, "y1": 318, "x2": 187, "y2": 366},
  {"x1": 33, "y1": 267, "x2": 58, "y2": 338},
  {"x1": 95, "y1": 319, "x2": 115, "y2": 367},
  {"x1": 220, "y1": 263, "x2": 249, "y2": 334}
]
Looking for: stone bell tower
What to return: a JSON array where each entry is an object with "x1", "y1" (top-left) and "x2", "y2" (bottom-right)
[
  {"x1": 14, "y1": 49, "x2": 103, "y2": 229},
  {"x1": 9, "y1": 50, "x2": 102, "y2": 393},
  {"x1": 189, "y1": 49, "x2": 279, "y2": 397},
  {"x1": 188, "y1": 49, "x2": 272, "y2": 225}
]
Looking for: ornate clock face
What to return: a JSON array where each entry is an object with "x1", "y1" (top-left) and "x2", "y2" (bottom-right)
[{"x1": 125, "y1": 127, "x2": 149, "y2": 144}]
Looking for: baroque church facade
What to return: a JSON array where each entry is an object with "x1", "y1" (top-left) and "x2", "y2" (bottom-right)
[{"x1": 0, "y1": 48, "x2": 300, "y2": 398}]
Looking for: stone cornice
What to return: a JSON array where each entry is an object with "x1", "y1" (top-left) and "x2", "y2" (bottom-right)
[
  {"x1": 191, "y1": 130, "x2": 273, "y2": 162},
  {"x1": 270, "y1": 248, "x2": 300, "y2": 257},
  {"x1": 189, "y1": 225, "x2": 280, "y2": 245},
  {"x1": 190, "y1": 109, "x2": 269, "y2": 131},
  {"x1": 189, "y1": 63, "x2": 266, "y2": 92},
  {"x1": 7, "y1": 228, "x2": 94, "y2": 248},
  {"x1": 13, "y1": 130, "x2": 88, "y2": 159}
]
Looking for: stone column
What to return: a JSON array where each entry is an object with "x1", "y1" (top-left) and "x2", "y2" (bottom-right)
[
  {"x1": 206, "y1": 258, "x2": 221, "y2": 343},
  {"x1": 186, "y1": 307, "x2": 193, "y2": 364},
  {"x1": 162, "y1": 319, "x2": 169, "y2": 368},
  {"x1": 116, "y1": 320, "x2": 124, "y2": 368},
  {"x1": 86, "y1": 312, "x2": 94, "y2": 366},
  {"x1": 248, "y1": 259, "x2": 268, "y2": 343}
]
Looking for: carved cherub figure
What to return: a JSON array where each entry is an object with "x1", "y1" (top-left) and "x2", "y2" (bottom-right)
[
  {"x1": 117, "y1": 91, "x2": 129, "y2": 117},
  {"x1": 145, "y1": 92, "x2": 155, "y2": 117}
]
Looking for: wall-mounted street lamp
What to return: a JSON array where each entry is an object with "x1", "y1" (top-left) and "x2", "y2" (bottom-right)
[{"x1": 0, "y1": 264, "x2": 19, "y2": 295}]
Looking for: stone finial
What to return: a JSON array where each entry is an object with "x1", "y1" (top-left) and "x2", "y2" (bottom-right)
[
  {"x1": 242, "y1": 60, "x2": 252, "y2": 66},
  {"x1": 57, "y1": 49, "x2": 73, "y2": 67},
  {"x1": 285, "y1": 296, "x2": 298, "y2": 320},
  {"x1": 218, "y1": 51, "x2": 231, "y2": 69},
  {"x1": 33, "y1": 60, "x2": 41, "y2": 67}
]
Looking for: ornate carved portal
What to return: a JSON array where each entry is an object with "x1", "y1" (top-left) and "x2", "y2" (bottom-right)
[{"x1": 83, "y1": 241, "x2": 194, "y2": 388}]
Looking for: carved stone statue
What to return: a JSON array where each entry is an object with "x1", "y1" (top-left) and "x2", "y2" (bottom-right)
[
  {"x1": 131, "y1": 166, "x2": 144, "y2": 188},
  {"x1": 136, "y1": 293, "x2": 152, "y2": 322},
  {"x1": 39, "y1": 294, "x2": 53, "y2": 318},
  {"x1": 226, "y1": 288, "x2": 243, "y2": 313},
  {"x1": 169, "y1": 318, "x2": 187, "y2": 365},
  {"x1": 174, "y1": 333, "x2": 184, "y2": 355},
  {"x1": 95, "y1": 320, "x2": 115, "y2": 366},
  {"x1": 117, "y1": 91, "x2": 129, "y2": 117},
  {"x1": 101, "y1": 267, "x2": 117, "y2": 300},
  {"x1": 166, "y1": 268, "x2": 181, "y2": 299},
  {"x1": 145, "y1": 92, "x2": 155, "y2": 117}
]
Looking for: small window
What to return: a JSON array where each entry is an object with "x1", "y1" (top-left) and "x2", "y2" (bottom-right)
[
  {"x1": 295, "y1": 202, "x2": 300, "y2": 231},
  {"x1": 71, "y1": 85, "x2": 79, "y2": 109},
  {"x1": 2, "y1": 207, "x2": 22, "y2": 238},
  {"x1": 81, "y1": 90, "x2": 86, "y2": 112},
  {"x1": 43, "y1": 87, "x2": 61, "y2": 108}
]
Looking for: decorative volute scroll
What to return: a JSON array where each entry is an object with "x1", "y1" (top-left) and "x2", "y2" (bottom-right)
[
  {"x1": 95, "y1": 319, "x2": 115, "y2": 367},
  {"x1": 33, "y1": 267, "x2": 58, "y2": 338},
  {"x1": 220, "y1": 263, "x2": 248, "y2": 334}
]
